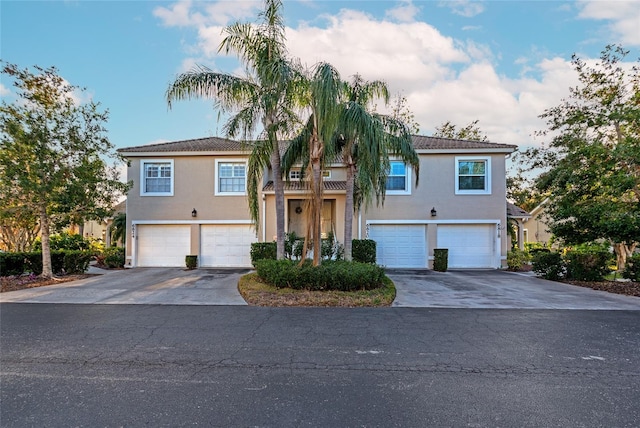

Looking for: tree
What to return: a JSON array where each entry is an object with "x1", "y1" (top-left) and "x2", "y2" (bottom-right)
[
  {"x1": 0, "y1": 62, "x2": 128, "y2": 277},
  {"x1": 282, "y1": 62, "x2": 343, "y2": 266},
  {"x1": 526, "y1": 45, "x2": 639, "y2": 269},
  {"x1": 110, "y1": 212, "x2": 126, "y2": 247},
  {"x1": 166, "y1": 0, "x2": 301, "y2": 260},
  {"x1": 339, "y1": 75, "x2": 419, "y2": 261},
  {"x1": 433, "y1": 119, "x2": 488, "y2": 141}
]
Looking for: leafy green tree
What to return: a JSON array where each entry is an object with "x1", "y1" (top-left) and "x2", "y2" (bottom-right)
[
  {"x1": 0, "y1": 63, "x2": 128, "y2": 278},
  {"x1": 525, "y1": 45, "x2": 639, "y2": 270},
  {"x1": 166, "y1": 0, "x2": 302, "y2": 260},
  {"x1": 339, "y1": 75, "x2": 419, "y2": 261}
]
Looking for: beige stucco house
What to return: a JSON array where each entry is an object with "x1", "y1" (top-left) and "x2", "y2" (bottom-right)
[
  {"x1": 522, "y1": 198, "x2": 554, "y2": 247},
  {"x1": 118, "y1": 135, "x2": 516, "y2": 269}
]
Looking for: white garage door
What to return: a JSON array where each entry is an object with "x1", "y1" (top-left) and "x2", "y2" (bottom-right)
[
  {"x1": 368, "y1": 225, "x2": 426, "y2": 268},
  {"x1": 436, "y1": 225, "x2": 495, "y2": 268},
  {"x1": 137, "y1": 225, "x2": 191, "y2": 267},
  {"x1": 200, "y1": 225, "x2": 257, "y2": 267}
]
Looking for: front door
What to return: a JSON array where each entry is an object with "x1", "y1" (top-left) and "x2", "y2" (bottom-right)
[{"x1": 287, "y1": 199, "x2": 334, "y2": 238}]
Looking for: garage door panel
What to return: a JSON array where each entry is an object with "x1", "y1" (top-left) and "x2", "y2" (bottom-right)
[
  {"x1": 437, "y1": 225, "x2": 495, "y2": 268},
  {"x1": 369, "y1": 225, "x2": 426, "y2": 268},
  {"x1": 200, "y1": 225, "x2": 256, "y2": 267},
  {"x1": 137, "y1": 225, "x2": 191, "y2": 267}
]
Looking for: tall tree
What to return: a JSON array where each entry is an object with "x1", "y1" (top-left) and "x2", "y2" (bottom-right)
[
  {"x1": 166, "y1": 0, "x2": 301, "y2": 260},
  {"x1": 283, "y1": 62, "x2": 343, "y2": 266},
  {"x1": 0, "y1": 63, "x2": 128, "y2": 277},
  {"x1": 526, "y1": 45, "x2": 639, "y2": 269},
  {"x1": 339, "y1": 75, "x2": 419, "y2": 261}
]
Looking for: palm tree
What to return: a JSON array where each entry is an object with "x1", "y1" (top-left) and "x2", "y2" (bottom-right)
[
  {"x1": 109, "y1": 212, "x2": 126, "y2": 247},
  {"x1": 283, "y1": 62, "x2": 343, "y2": 266},
  {"x1": 339, "y1": 77, "x2": 420, "y2": 261},
  {"x1": 166, "y1": 0, "x2": 301, "y2": 259}
]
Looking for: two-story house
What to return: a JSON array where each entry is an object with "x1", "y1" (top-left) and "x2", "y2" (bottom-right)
[{"x1": 118, "y1": 135, "x2": 516, "y2": 269}]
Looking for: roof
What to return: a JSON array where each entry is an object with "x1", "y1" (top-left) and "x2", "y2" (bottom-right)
[
  {"x1": 118, "y1": 134, "x2": 517, "y2": 155},
  {"x1": 411, "y1": 135, "x2": 517, "y2": 151},
  {"x1": 507, "y1": 202, "x2": 531, "y2": 219},
  {"x1": 118, "y1": 136, "x2": 249, "y2": 153},
  {"x1": 262, "y1": 180, "x2": 346, "y2": 192}
]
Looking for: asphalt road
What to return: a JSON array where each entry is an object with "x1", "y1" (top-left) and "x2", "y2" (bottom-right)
[{"x1": 1, "y1": 304, "x2": 639, "y2": 427}]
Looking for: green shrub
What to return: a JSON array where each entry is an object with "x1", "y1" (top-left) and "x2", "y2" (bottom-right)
[
  {"x1": 285, "y1": 232, "x2": 304, "y2": 260},
  {"x1": 250, "y1": 242, "x2": 277, "y2": 266},
  {"x1": 433, "y1": 248, "x2": 448, "y2": 272},
  {"x1": 507, "y1": 249, "x2": 531, "y2": 271},
  {"x1": 352, "y1": 239, "x2": 376, "y2": 264},
  {"x1": 34, "y1": 232, "x2": 91, "y2": 251},
  {"x1": 321, "y1": 231, "x2": 344, "y2": 261},
  {"x1": 63, "y1": 251, "x2": 92, "y2": 274},
  {"x1": 103, "y1": 247, "x2": 125, "y2": 268},
  {"x1": 564, "y1": 247, "x2": 612, "y2": 281},
  {"x1": 255, "y1": 259, "x2": 386, "y2": 291},
  {"x1": 532, "y1": 251, "x2": 565, "y2": 280},
  {"x1": 0, "y1": 252, "x2": 28, "y2": 276},
  {"x1": 185, "y1": 255, "x2": 198, "y2": 270},
  {"x1": 622, "y1": 253, "x2": 640, "y2": 282}
]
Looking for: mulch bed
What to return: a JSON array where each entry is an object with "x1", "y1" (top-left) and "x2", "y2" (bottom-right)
[
  {"x1": 1, "y1": 274, "x2": 93, "y2": 293},
  {"x1": 563, "y1": 280, "x2": 640, "y2": 297}
]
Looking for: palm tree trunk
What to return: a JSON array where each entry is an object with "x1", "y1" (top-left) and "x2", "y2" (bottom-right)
[
  {"x1": 311, "y1": 159, "x2": 322, "y2": 266},
  {"x1": 271, "y1": 147, "x2": 286, "y2": 260},
  {"x1": 343, "y1": 160, "x2": 356, "y2": 261},
  {"x1": 39, "y1": 205, "x2": 53, "y2": 279}
]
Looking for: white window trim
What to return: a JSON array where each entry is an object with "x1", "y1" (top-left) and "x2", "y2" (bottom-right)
[
  {"x1": 215, "y1": 158, "x2": 247, "y2": 196},
  {"x1": 386, "y1": 160, "x2": 412, "y2": 195},
  {"x1": 140, "y1": 159, "x2": 174, "y2": 196},
  {"x1": 455, "y1": 156, "x2": 491, "y2": 195}
]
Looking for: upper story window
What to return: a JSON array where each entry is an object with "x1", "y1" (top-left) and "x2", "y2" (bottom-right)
[
  {"x1": 216, "y1": 159, "x2": 246, "y2": 195},
  {"x1": 289, "y1": 169, "x2": 330, "y2": 180},
  {"x1": 141, "y1": 160, "x2": 174, "y2": 196},
  {"x1": 385, "y1": 161, "x2": 411, "y2": 195},
  {"x1": 455, "y1": 156, "x2": 491, "y2": 195}
]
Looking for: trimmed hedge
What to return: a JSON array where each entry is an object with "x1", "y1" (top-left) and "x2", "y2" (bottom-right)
[
  {"x1": 250, "y1": 242, "x2": 277, "y2": 266},
  {"x1": 352, "y1": 239, "x2": 376, "y2": 264},
  {"x1": 507, "y1": 249, "x2": 531, "y2": 271},
  {"x1": 255, "y1": 259, "x2": 386, "y2": 291},
  {"x1": 0, "y1": 250, "x2": 91, "y2": 276},
  {"x1": 433, "y1": 248, "x2": 448, "y2": 272},
  {"x1": 185, "y1": 255, "x2": 198, "y2": 270},
  {"x1": 103, "y1": 247, "x2": 125, "y2": 268}
]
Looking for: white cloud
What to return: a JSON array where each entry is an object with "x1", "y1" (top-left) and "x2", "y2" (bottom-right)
[
  {"x1": 577, "y1": 0, "x2": 640, "y2": 46},
  {"x1": 153, "y1": 1, "x2": 615, "y2": 150},
  {"x1": 385, "y1": 0, "x2": 421, "y2": 23},
  {"x1": 439, "y1": 0, "x2": 485, "y2": 18},
  {"x1": 0, "y1": 83, "x2": 10, "y2": 97}
]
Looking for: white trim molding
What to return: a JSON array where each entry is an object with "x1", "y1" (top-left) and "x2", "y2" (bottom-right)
[
  {"x1": 140, "y1": 159, "x2": 174, "y2": 197},
  {"x1": 455, "y1": 156, "x2": 491, "y2": 195},
  {"x1": 215, "y1": 158, "x2": 247, "y2": 196}
]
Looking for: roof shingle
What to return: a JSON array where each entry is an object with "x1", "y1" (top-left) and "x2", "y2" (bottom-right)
[
  {"x1": 118, "y1": 136, "x2": 249, "y2": 153},
  {"x1": 262, "y1": 181, "x2": 346, "y2": 192}
]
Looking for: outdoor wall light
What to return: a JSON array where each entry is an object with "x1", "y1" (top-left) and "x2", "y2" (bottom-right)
[
  {"x1": 431, "y1": 207, "x2": 437, "y2": 217},
  {"x1": 191, "y1": 208, "x2": 197, "y2": 218}
]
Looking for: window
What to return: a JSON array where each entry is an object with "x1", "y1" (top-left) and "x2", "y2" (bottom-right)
[
  {"x1": 289, "y1": 169, "x2": 330, "y2": 180},
  {"x1": 289, "y1": 169, "x2": 302, "y2": 180},
  {"x1": 141, "y1": 160, "x2": 173, "y2": 196},
  {"x1": 455, "y1": 157, "x2": 491, "y2": 194},
  {"x1": 216, "y1": 160, "x2": 246, "y2": 195},
  {"x1": 385, "y1": 161, "x2": 411, "y2": 195}
]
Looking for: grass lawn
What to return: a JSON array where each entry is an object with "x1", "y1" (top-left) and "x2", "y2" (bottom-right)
[{"x1": 238, "y1": 273, "x2": 396, "y2": 307}]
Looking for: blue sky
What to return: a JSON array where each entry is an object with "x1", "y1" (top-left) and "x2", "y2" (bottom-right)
[{"x1": 2, "y1": 0, "x2": 639, "y2": 154}]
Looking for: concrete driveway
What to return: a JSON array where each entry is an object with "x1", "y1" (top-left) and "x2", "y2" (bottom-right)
[
  {"x1": 3, "y1": 267, "x2": 640, "y2": 309},
  {"x1": 0, "y1": 267, "x2": 251, "y2": 305},
  {"x1": 388, "y1": 269, "x2": 640, "y2": 309}
]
